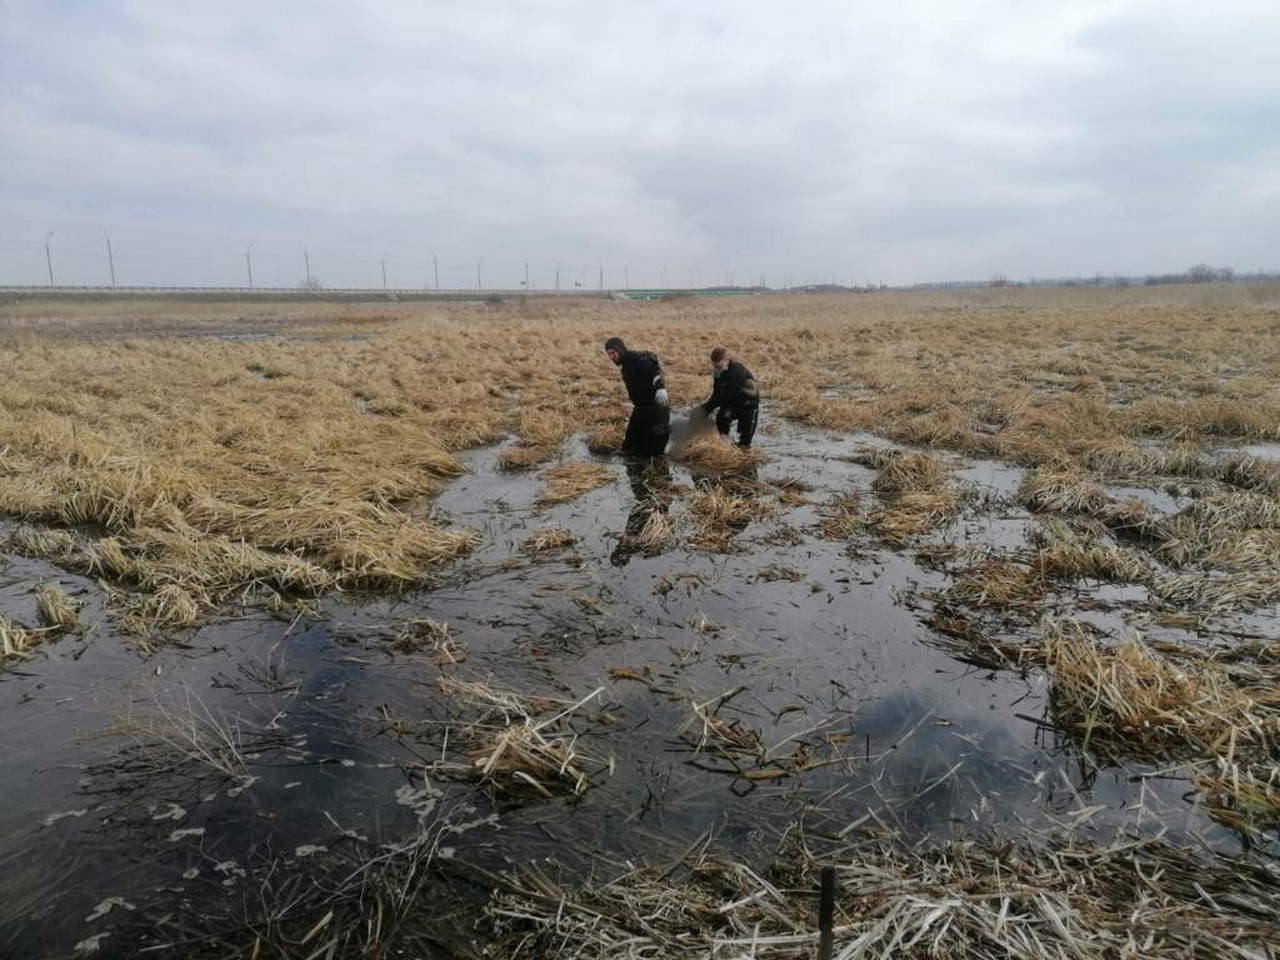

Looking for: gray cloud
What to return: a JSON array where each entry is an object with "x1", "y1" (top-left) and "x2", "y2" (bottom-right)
[{"x1": 2, "y1": 0, "x2": 1278, "y2": 288}]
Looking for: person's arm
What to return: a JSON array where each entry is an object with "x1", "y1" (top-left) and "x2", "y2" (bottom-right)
[
  {"x1": 701, "y1": 373, "x2": 722, "y2": 415},
  {"x1": 652, "y1": 362, "x2": 668, "y2": 407}
]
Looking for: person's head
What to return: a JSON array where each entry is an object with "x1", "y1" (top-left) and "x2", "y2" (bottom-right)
[
  {"x1": 709, "y1": 346, "x2": 730, "y2": 371},
  {"x1": 604, "y1": 336, "x2": 627, "y2": 365}
]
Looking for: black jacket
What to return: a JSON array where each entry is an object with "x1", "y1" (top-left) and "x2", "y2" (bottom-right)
[
  {"x1": 617, "y1": 349, "x2": 666, "y2": 407},
  {"x1": 702, "y1": 359, "x2": 758, "y2": 414}
]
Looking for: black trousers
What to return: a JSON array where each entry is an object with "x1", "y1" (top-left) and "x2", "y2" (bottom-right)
[
  {"x1": 715, "y1": 401, "x2": 759, "y2": 446},
  {"x1": 623, "y1": 403, "x2": 671, "y2": 456}
]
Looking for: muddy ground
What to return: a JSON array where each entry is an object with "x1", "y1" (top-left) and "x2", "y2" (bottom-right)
[{"x1": 3, "y1": 397, "x2": 1275, "y2": 957}]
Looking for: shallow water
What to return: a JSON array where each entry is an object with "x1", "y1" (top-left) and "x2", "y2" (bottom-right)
[{"x1": 0, "y1": 416, "x2": 1270, "y2": 957}]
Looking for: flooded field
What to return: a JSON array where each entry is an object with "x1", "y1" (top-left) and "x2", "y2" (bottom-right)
[
  {"x1": 1, "y1": 289, "x2": 1278, "y2": 957},
  {"x1": 3, "y1": 409, "x2": 1275, "y2": 957}
]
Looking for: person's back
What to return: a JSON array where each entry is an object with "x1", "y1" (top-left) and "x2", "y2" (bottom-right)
[
  {"x1": 619, "y1": 349, "x2": 665, "y2": 407},
  {"x1": 718, "y1": 359, "x2": 757, "y2": 405}
]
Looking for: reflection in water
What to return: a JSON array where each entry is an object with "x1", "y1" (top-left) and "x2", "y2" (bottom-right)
[{"x1": 610, "y1": 457, "x2": 675, "y2": 567}]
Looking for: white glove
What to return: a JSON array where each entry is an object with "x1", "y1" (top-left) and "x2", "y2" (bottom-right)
[{"x1": 654, "y1": 388, "x2": 669, "y2": 408}]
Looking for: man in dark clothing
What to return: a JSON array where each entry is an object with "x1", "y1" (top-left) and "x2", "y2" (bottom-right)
[
  {"x1": 700, "y1": 346, "x2": 760, "y2": 448},
  {"x1": 604, "y1": 336, "x2": 670, "y2": 456}
]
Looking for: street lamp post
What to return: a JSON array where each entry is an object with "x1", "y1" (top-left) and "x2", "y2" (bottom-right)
[
  {"x1": 45, "y1": 232, "x2": 54, "y2": 287},
  {"x1": 105, "y1": 231, "x2": 116, "y2": 290}
]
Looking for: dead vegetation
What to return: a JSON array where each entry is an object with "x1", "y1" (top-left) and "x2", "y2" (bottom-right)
[
  {"x1": 1044, "y1": 617, "x2": 1280, "y2": 764},
  {"x1": 855, "y1": 448, "x2": 960, "y2": 545},
  {"x1": 679, "y1": 433, "x2": 764, "y2": 472},
  {"x1": 486, "y1": 829, "x2": 1280, "y2": 959},
  {"x1": 433, "y1": 678, "x2": 612, "y2": 798},
  {"x1": 522, "y1": 524, "x2": 576, "y2": 554},
  {"x1": 535, "y1": 461, "x2": 613, "y2": 507},
  {"x1": 1, "y1": 288, "x2": 1277, "y2": 638},
  {"x1": 35, "y1": 581, "x2": 81, "y2": 633},
  {"x1": 5, "y1": 289, "x2": 1280, "y2": 957}
]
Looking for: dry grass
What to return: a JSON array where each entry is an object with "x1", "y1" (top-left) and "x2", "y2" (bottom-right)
[
  {"x1": 633, "y1": 508, "x2": 675, "y2": 551},
  {"x1": 1044, "y1": 617, "x2": 1280, "y2": 763},
  {"x1": 486, "y1": 829, "x2": 1280, "y2": 959},
  {"x1": 0, "y1": 614, "x2": 38, "y2": 662},
  {"x1": 585, "y1": 420, "x2": 625, "y2": 455},
  {"x1": 818, "y1": 491, "x2": 863, "y2": 540},
  {"x1": 2, "y1": 286, "x2": 1278, "y2": 637},
  {"x1": 535, "y1": 460, "x2": 613, "y2": 507},
  {"x1": 1153, "y1": 570, "x2": 1280, "y2": 615},
  {"x1": 945, "y1": 558, "x2": 1046, "y2": 610},
  {"x1": 850, "y1": 448, "x2": 960, "y2": 544},
  {"x1": 35, "y1": 581, "x2": 81, "y2": 633},
  {"x1": 498, "y1": 444, "x2": 557, "y2": 471},
  {"x1": 1017, "y1": 468, "x2": 1110, "y2": 514},
  {"x1": 436, "y1": 678, "x2": 608, "y2": 798},
  {"x1": 522, "y1": 524, "x2": 576, "y2": 554},
  {"x1": 679, "y1": 433, "x2": 764, "y2": 472},
  {"x1": 685, "y1": 482, "x2": 772, "y2": 552},
  {"x1": 1151, "y1": 489, "x2": 1280, "y2": 569},
  {"x1": 1195, "y1": 761, "x2": 1280, "y2": 836},
  {"x1": 686, "y1": 484, "x2": 761, "y2": 528},
  {"x1": 864, "y1": 448, "x2": 949, "y2": 494},
  {"x1": 1032, "y1": 519, "x2": 1152, "y2": 584}
]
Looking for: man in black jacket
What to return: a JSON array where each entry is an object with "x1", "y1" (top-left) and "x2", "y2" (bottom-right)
[
  {"x1": 604, "y1": 336, "x2": 670, "y2": 456},
  {"x1": 700, "y1": 347, "x2": 760, "y2": 448}
]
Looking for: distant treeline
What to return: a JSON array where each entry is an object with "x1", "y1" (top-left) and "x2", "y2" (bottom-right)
[{"x1": 910, "y1": 265, "x2": 1280, "y2": 292}]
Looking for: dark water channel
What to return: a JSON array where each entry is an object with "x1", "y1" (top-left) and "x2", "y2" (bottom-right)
[{"x1": 0, "y1": 415, "x2": 1264, "y2": 957}]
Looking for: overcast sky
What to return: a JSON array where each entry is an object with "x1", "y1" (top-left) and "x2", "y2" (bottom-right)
[{"x1": 2, "y1": 1, "x2": 1278, "y2": 289}]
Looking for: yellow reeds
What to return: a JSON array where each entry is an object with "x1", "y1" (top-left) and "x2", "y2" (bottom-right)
[
  {"x1": 945, "y1": 559, "x2": 1045, "y2": 610},
  {"x1": 1044, "y1": 617, "x2": 1280, "y2": 762},
  {"x1": 4, "y1": 286, "x2": 1279, "y2": 641},
  {"x1": 866, "y1": 448, "x2": 949, "y2": 493},
  {"x1": 1153, "y1": 571, "x2": 1280, "y2": 615},
  {"x1": 850, "y1": 448, "x2": 960, "y2": 543},
  {"x1": 679, "y1": 433, "x2": 764, "y2": 471},
  {"x1": 5, "y1": 524, "x2": 79, "y2": 562},
  {"x1": 439, "y1": 678, "x2": 608, "y2": 797},
  {"x1": 634, "y1": 509, "x2": 674, "y2": 550},
  {"x1": 522, "y1": 525, "x2": 576, "y2": 554},
  {"x1": 1033, "y1": 519, "x2": 1152, "y2": 584},
  {"x1": 686, "y1": 484, "x2": 761, "y2": 528},
  {"x1": 0, "y1": 615, "x2": 37, "y2": 662},
  {"x1": 487, "y1": 826, "x2": 1280, "y2": 959},
  {"x1": 1018, "y1": 468, "x2": 1110, "y2": 514},
  {"x1": 1079, "y1": 440, "x2": 1163, "y2": 478},
  {"x1": 584, "y1": 422, "x2": 624, "y2": 454},
  {"x1": 1195, "y1": 760, "x2": 1280, "y2": 835},
  {"x1": 515, "y1": 409, "x2": 572, "y2": 448},
  {"x1": 535, "y1": 461, "x2": 613, "y2": 506},
  {"x1": 35, "y1": 582, "x2": 81, "y2": 633},
  {"x1": 497, "y1": 445, "x2": 556, "y2": 471},
  {"x1": 818, "y1": 492, "x2": 863, "y2": 540},
  {"x1": 866, "y1": 491, "x2": 958, "y2": 545}
]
